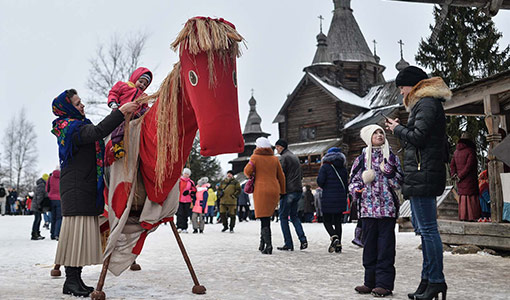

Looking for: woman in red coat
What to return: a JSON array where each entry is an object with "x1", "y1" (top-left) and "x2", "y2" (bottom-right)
[{"x1": 450, "y1": 132, "x2": 481, "y2": 221}]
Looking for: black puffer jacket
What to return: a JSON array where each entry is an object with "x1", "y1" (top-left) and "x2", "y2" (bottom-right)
[
  {"x1": 279, "y1": 148, "x2": 303, "y2": 193},
  {"x1": 393, "y1": 77, "x2": 451, "y2": 197},
  {"x1": 60, "y1": 110, "x2": 124, "y2": 216}
]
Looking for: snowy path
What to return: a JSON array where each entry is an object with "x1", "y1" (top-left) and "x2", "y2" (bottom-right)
[{"x1": 1, "y1": 215, "x2": 509, "y2": 299}]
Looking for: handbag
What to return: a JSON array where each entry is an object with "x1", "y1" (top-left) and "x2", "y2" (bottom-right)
[{"x1": 244, "y1": 161, "x2": 255, "y2": 194}]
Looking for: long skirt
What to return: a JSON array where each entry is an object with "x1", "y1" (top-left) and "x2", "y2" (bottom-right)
[
  {"x1": 55, "y1": 216, "x2": 103, "y2": 267},
  {"x1": 458, "y1": 195, "x2": 481, "y2": 221}
]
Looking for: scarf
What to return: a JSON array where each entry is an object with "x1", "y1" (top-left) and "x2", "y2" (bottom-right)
[{"x1": 51, "y1": 90, "x2": 105, "y2": 208}]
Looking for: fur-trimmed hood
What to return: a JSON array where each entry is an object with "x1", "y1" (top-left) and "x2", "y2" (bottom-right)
[{"x1": 404, "y1": 77, "x2": 452, "y2": 112}]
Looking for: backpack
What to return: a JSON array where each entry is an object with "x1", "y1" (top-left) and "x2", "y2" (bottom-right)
[{"x1": 0, "y1": 187, "x2": 5, "y2": 197}]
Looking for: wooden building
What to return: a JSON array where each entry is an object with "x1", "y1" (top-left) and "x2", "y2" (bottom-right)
[{"x1": 273, "y1": 0, "x2": 405, "y2": 185}]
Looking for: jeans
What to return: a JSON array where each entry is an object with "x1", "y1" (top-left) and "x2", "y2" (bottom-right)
[
  {"x1": 410, "y1": 196, "x2": 445, "y2": 283},
  {"x1": 279, "y1": 192, "x2": 307, "y2": 248},
  {"x1": 50, "y1": 200, "x2": 62, "y2": 238},
  {"x1": 32, "y1": 212, "x2": 42, "y2": 232},
  {"x1": 43, "y1": 211, "x2": 51, "y2": 224}
]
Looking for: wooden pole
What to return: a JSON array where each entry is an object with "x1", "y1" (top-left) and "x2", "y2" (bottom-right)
[
  {"x1": 484, "y1": 94, "x2": 504, "y2": 223},
  {"x1": 90, "y1": 254, "x2": 112, "y2": 300},
  {"x1": 169, "y1": 221, "x2": 206, "y2": 294}
]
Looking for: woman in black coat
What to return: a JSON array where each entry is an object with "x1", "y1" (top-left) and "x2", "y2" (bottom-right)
[
  {"x1": 51, "y1": 89, "x2": 139, "y2": 297},
  {"x1": 317, "y1": 147, "x2": 348, "y2": 253},
  {"x1": 386, "y1": 66, "x2": 450, "y2": 300}
]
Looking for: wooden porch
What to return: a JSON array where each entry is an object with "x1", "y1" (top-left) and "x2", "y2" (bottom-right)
[
  {"x1": 438, "y1": 220, "x2": 510, "y2": 251},
  {"x1": 440, "y1": 70, "x2": 510, "y2": 250}
]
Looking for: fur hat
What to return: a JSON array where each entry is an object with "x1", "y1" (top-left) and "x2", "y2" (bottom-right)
[
  {"x1": 460, "y1": 132, "x2": 472, "y2": 141},
  {"x1": 256, "y1": 137, "x2": 272, "y2": 148},
  {"x1": 359, "y1": 125, "x2": 390, "y2": 184},
  {"x1": 182, "y1": 168, "x2": 191, "y2": 175},
  {"x1": 197, "y1": 177, "x2": 209, "y2": 186},
  {"x1": 395, "y1": 66, "x2": 428, "y2": 87}
]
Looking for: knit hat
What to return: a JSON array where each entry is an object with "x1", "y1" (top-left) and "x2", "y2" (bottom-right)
[
  {"x1": 182, "y1": 168, "x2": 191, "y2": 175},
  {"x1": 139, "y1": 72, "x2": 152, "y2": 84},
  {"x1": 359, "y1": 125, "x2": 390, "y2": 184},
  {"x1": 327, "y1": 147, "x2": 341, "y2": 154},
  {"x1": 256, "y1": 137, "x2": 272, "y2": 148},
  {"x1": 275, "y1": 139, "x2": 288, "y2": 149},
  {"x1": 197, "y1": 177, "x2": 209, "y2": 186},
  {"x1": 395, "y1": 66, "x2": 428, "y2": 87},
  {"x1": 42, "y1": 173, "x2": 49, "y2": 181}
]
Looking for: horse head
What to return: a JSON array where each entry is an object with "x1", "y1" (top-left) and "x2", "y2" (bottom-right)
[{"x1": 138, "y1": 17, "x2": 245, "y2": 203}]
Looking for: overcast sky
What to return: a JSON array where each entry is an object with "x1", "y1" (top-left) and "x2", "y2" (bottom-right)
[{"x1": 1, "y1": 0, "x2": 510, "y2": 178}]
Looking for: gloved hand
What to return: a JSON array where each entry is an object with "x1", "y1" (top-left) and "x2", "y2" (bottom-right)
[{"x1": 183, "y1": 190, "x2": 189, "y2": 196}]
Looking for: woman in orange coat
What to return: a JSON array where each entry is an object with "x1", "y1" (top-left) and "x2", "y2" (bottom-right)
[{"x1": 244, "y1": 137, "x2": 286, "y2": 254}]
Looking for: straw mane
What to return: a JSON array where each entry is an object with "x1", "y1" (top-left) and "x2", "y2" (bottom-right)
[{"x1": 128, "y1": 17, "x2": 244, "y2": 190}]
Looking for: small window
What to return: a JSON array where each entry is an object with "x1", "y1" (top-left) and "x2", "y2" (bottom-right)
[
  {"x1": 308, "y1": 108, "x2": 313, "y2": 113},
  {"x1": 300, "y1": 127, "x2": 316, "y2": 142}
]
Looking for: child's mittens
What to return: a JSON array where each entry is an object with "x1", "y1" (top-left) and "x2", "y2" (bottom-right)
[{"x1": 380, "y1": 158, "x2": 396, "y2": 178}]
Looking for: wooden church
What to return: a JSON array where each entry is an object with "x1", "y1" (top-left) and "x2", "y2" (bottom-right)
[{"x1": 273, "y1": 0, "x2": 409, "y2": 185}]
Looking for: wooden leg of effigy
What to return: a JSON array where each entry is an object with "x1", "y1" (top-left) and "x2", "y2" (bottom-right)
[
  {"x1": 50, "y1": 264, "x2": 61, "y2": 277},
  {"x1": 169, "y1": 221, "x2": 206, "y2": 294},
  {"x1": 90, "y1": 254, "x2": 112, "y2": 300}
]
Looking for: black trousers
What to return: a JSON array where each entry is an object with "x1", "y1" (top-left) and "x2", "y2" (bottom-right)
[
  {"x1": 361, "y1": 218, "x2": 396, "y2": 290},
  {"x1": 176, "y1": 202, "x2": 191, "y2": 230},
  {"x1": 238, "y1": 205, "x2": 250, "y2": 221},
  {"x1": 323, "y1": 213, "x2": 343, "y2": 238}
]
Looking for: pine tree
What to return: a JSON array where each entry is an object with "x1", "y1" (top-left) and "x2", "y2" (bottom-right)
[
  {"x1": 186, "y1": 134, "x2": 222, "y2": 186},
  {"x1": 415, "y1": 6, "x2": 510, "y2": 169}
]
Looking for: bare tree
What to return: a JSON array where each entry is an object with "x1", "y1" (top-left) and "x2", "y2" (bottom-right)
[
  {"x1": 2, "y1": 108, "x2": 38, "y2": 192},
  {"x1": 86, "y1": 32, "x2": 149, "y2": 118}
]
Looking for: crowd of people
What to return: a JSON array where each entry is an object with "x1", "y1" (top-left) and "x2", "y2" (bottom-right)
[{"x1": 11, "y1": 65, "x2": 462, "y2": 299}]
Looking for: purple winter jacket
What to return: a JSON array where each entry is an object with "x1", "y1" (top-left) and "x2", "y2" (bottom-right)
[{"x1": 348, "y1": 147, "x2": 403, "y2": 219}]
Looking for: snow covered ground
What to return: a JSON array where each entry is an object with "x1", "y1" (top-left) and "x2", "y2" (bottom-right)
[{"x1": 1, "y1": 215, "x2": 509, "y2": 300}]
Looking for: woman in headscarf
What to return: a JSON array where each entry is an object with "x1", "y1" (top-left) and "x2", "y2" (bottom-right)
[
  {"x1": 244, "y1": 137, "x2": 285, "y2": 254},
  {"x1": 51, "y1": 89, "x2": 139, "y2": 297}
]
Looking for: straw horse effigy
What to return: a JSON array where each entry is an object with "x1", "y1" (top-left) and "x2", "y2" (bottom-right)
[{"x1": 90, "y1": 17, "x2": 245, "y2": 300}]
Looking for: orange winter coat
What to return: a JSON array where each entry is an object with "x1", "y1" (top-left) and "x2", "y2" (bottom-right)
[{"x1": 244, "y1": 147, "x2": 286, "y2": 218}]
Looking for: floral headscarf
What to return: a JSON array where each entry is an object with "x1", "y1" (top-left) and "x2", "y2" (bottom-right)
[{"x1": 51, "y1": 90, "x2": 105, "y2": 208}]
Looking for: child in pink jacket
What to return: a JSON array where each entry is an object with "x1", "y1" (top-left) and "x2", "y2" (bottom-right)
[{"x1": 108, "y1": 67, "x2": 152, "y2": 158}]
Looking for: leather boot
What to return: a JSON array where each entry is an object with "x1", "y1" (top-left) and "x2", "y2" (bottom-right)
[
  {"x1": 63, "y1": 266, "x2": 91, "y2": 297},
  {"x1": 352, "y1": 227, "x2": 363, "y2": 247},
  {"x1": 31, "y1": 231, "x2": 44, "y2": 240},
  {"x1": 415, "y1": 282, "x2": 447, "y2": 300},
  {"x1": 229, "y1": 214, "x2": 236, "y2": 232},
  {"x1": 220, "y1": 213, "x2": 228, "y2": 231},
  {"x1": 261, "y1": 227, "x2": 272, "y2": 254},
  {"x1": 408, "y1": 279, "x2": 428, "y2": 299},
  {"x1": 77, "y1": 267, "x2": 94, "y2": 293},
  {"x1": 258, "y1": 232, "x2": 265, "y2": 252}
]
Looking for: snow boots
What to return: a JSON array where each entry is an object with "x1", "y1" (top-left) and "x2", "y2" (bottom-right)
[
  {"x1": 261, "y1": 227, "x2": 272, "y2": 254},
  {"x1": 31, "y1": 231, "x2": 45, "y2": 240},
  {"x1": 63, "y1": 267, "x2": 93, "y2": 297},
  {"x1": 328, "y1": 235, "x2": 340, "y2": 253},
  {"x1": 352, "y1": 227, "x2": 363, "y2": 248}
]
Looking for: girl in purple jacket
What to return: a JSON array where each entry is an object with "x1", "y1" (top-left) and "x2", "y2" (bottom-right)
[{"x1": 349, "y1": 124, "x2": 403, "y2": 297}]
